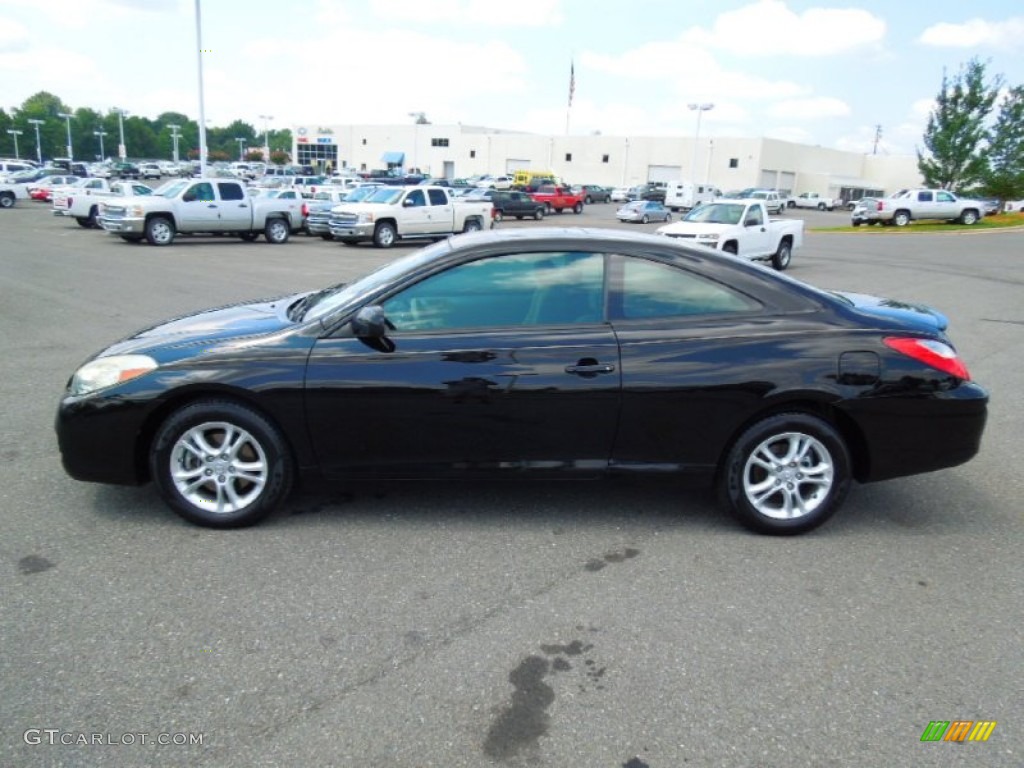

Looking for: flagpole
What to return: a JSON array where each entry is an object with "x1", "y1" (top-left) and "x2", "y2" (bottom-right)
[{"x1": 566, "y1": 58, "x2": 574, "y2": 135}]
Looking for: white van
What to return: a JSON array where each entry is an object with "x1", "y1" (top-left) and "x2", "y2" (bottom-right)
[{"x1": 665, "y1": 181, "x2": 720, "y2": 212}]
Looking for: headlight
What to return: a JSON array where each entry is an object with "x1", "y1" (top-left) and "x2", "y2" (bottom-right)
[
  {"x1": 356, "y1": 212, "x2": 375, "y2": 223},
  {"x1": 128, "y1": 205, "x2": 145, "y2": 217},
  {"x1": 70, "y1": 355, "x2": 158, "y2": 396}
]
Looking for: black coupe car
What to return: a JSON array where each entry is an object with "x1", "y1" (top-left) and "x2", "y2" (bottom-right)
[{"x1": 56, "y1": 228, "x2": 988, "y2": 534}]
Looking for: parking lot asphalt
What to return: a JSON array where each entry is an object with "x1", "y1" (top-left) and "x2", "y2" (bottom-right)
[{"x1": 1, "y1": 200, "x2": 1022, "y2": 767}]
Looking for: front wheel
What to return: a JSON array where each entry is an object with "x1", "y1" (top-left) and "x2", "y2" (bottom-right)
[
  {"x1": 145, "y1": 216, "x2": 175, "y2": 246},
  {"x1": 373, "y1": 221, "x2": 397, "y2": 248},
  {"x1": 959, "y1": 209, "x2": 979, "y2": 225},
  {"x1": 641, "y1": 214, "x2": 649, "y2": 224},
  {"x1": 0, "y1": 192, "x2": 14, "y2": 208},
  {"x1": 573, "y1": 202, "x2": 583, "y2": 214},
  {"x1": 239, "y1": 232, "x2": 259, "y2": 242},
  {"x1": 772, "y1": 239, "x2": 792, "y2": 270},
  {"x1": 533, "y1": 208, "x2": 544, "y2": 220},
  {"x1": 493, "y1": 209, "x2": 504, "y2": 222},
  {"x1": 719, "y1": 413, "x2": 850, "y2": 535},
  {"x1": 150, "y1": 400, "x2": 294, "y2": 528},
  {"x1": 585, "y1": 196, "x2": 593, "y2": 204},
  {"x1": 75, "y1": 217, "x2": 92, "y2": 228},
  {"x1": 264, "y1": 218, "x2": 290, "y2": 244}
]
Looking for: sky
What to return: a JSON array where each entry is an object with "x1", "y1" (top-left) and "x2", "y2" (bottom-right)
[{"x1": 2, "y1": 0, "x2": 1023, "y2": 155}]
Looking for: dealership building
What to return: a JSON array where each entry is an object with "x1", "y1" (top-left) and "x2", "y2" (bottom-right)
[{"x1": 293, "y1": 123, "x2": 921, "y2": 202}]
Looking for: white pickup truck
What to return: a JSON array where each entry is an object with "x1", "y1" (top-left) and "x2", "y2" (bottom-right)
[
  {"x1": 789, "y1": 192, "x2": 836, "y2": 211},
  {"x1": 53, "y1": 179, "x2": 153, "y2": 228},
  {"x1": 328, "y1": 185, "x2": 493, "y2": 247},
  {"x1": 98, "y1": 178, "x2": 302, "y2": 246},
  {"x1": 656, "y1": 199, "x2": 803, "y2": 270},
  {"x1": 0, "y1": 181, "x2": 30, "y2": 208}
]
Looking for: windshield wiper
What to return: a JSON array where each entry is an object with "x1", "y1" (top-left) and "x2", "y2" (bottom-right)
[{"x1": 287, "y1": 282, "x2": 348, "y2": 322}]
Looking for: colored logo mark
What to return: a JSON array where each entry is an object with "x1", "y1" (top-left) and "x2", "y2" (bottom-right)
[{"x1": 920, "y1": 720, "x2": 997, "y2": 742}]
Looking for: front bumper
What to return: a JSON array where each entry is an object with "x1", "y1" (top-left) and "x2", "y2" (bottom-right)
[
  {"x1": 99, "y1": 216, "x2": 146, "y2": 234},
  {"x1": 328, "y1": 221, "x2": 375, "y2": 239}
]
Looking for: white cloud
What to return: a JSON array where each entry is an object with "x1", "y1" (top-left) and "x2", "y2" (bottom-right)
[
  {"x1": 919, "y1": 17, "x2": 1024, "y2": 49},
  {"x1": 767, "y1": 97, "x2": 851, "y2": 120},
  {"x1": 0, "y1": 16, "x2": 30, "y2": 53},
  {"x1": 4, "y1": 0, "x2": 179, "y2": 28},
  {"x1": 369, "y1": 0, "x2": 564, "y2": 27},
  {"x1": 681, "y1": 0, "x2": 886, "y2": 57}
]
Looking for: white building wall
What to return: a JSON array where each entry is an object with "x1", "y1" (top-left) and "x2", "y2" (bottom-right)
[{"x1": 295, "y1": 123, "x2": 925, "y2": 194}]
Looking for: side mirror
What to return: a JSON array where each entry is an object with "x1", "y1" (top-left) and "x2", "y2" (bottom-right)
[
  {"x1": 403, "y1": 197, "x2": 415, "y2": 207},
  {"x1": 351, "y1": 305, "x2": 391, "y2": 338}
]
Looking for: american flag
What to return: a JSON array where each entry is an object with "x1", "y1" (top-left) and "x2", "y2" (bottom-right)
[{"x1": 568, "y1": 61, "x2": 575, "y2": 107}]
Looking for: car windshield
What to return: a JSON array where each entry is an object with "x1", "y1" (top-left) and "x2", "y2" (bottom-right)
[
  {"x1": 365, "y1": 188, "x2": 404, "y2": 204},
  {"x1": 157, "y1": 180, "x2": 189, "y2": 198},
  {"x1": 683, "y1": 203, "x2": 745, "y2": 224},
  {"x1": 301, "y1": 240, "x2": 453, "y2": 322},
  {"x1": 343, "y1": 186, "x2": 379, "y2": 202}
]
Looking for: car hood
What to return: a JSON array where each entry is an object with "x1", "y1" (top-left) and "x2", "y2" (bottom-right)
[
  {"x1": 101, "y1": 295, "x2": 301, "y2": 357},
  {"x1": 657, "y1": 221, "x2": 731, "y2": 235},
  {"x1": 832, "y1": 291, "x2": 948, "y2": 332}
]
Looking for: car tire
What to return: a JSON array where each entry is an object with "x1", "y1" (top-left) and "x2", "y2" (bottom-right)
[
  {"x1": 817, "y1": 203, "x2": 826, "y2": 211},
  {"x1": 150, "y1": 400, "x2": 294, "y2": 528},
  {"x1": 493, "y1": 209, "x2": 504, "y2": 222},
  {"x1": 145, "y1": 216, "x2": 175, "y2": 246},
  {"x1": 0, "y1": 192, "x2": 14, "y2": 208},
  {"x1": 772, "y1": 239, "x2": 792, "y2": 270},
  {"x1": 264, "y1": 218, "x2": 290, "y2": 244},
  {"x1": 75, "y1": 217, "x2": 92, "y2": 228},
  {"x1": 665, "y1": 214, "x2": 671, "y2": 221},
  {"x1": 239, "y1": 232, "x2": 259, "y2": 242},
  {"x1": 573, "y1": 202, "x2": 583, "y2": 214},
  {"x1": 641, "y1": 214, "x2": 649, "y2": 224},
  {"x1": 320, "y1": 234, "x2": 334, "y2": 241},
  {"x1": 463, "y1": 218, "x2": 483, "y2": 233},
  {"x1": 545, "y1": 203, "x2": 554, "y2": 215},
  {"x1": 959, "y1": 209, "x2": 979, "y2": 225},
  {"x1": 533, "y1": 208, "x2": 544, "y2": 220},
  {"x1": 722, "y1": 242, "x2": 738, "y2": 255},
  {"x1": 373, "y1": 222, "x2": 397, "y2": 248},
  {"x1": 719, "y1": 412, "x2": 850, "y2": 535},
  {"x1": 585, "y1": 196, "x2": 593, "y2": 204},
  {"x1": 893, "y1": 211, "x2": 911, "y2": 227},
  {"x1": 852, "y1": 221, "x2": 861, "y2": 227}
]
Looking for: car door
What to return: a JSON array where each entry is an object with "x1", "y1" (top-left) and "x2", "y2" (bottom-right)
[
  {"x1": 399, "y1": 188, "x2": 433, "y2": 234},
  {"x1": 425, "y1": 188, "x2": 454, "y2": 233},
  {"x1": 178, "y1": 182, "x2": 219, "y2": 230},
  {"x1": 215, "y1": 182, "x2": 252, "y2": 230},
  {"x1": 738, "y1": 204, "x2": 772, "y2": 257},
  {"x1": 607, "y1": 253, "x2": 769, "y2": 473},
  {"x1": 304, "y1": 250, "x2": 620, "y2": 476},
  {"x1": 915, "y1": 190, "x2": 938, "y2": 219}
]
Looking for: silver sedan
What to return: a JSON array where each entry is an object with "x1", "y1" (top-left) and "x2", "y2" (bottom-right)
[{"x1": 616, "y1": 200, "x2": 672, "y2": 223}]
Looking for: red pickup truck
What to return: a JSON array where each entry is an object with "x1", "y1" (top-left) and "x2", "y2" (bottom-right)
[{"x1": 529, "y1": 185, "x2": 585, "y2": 214}]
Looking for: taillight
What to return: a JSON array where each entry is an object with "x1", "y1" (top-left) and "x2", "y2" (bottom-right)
[
  {"x1": 884, "y1": 337, "x2": 970, "y2": 380},
  {"x1": 67, "y1": 197, "x2": 74, "y2": 207},
  {"x1": 301, "y1": 203, "x2": 308, "y2": 216},
  {"x1": 876, "y1": 200, "x2": 884, "y2": 211}
]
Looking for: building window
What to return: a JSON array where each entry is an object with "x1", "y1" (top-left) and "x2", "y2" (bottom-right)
[
  {"x1": 602, "y1": 154, "x2": 610, "y2": 163},
  {"x1": 565, "y1": 153, "x2": 572, "y2": 162},
  {"x1": 431, "y1": 138, "x2": 450, "y2": 147},
  {"x1": 362, "y1": 138, "x2": 367, "y2": 145},
  {"x1": 470, "y1": 150, "x2": 476, "y2": 158},
  {"x1": 729, "y1": 158, "x2": 738, "y2": 168}
]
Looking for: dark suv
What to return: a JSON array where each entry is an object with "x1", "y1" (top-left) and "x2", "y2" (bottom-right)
[
  {"x1": 477, "y1": 189, "x2": 546, "y2": 221},
  {"x1": 110, "y1": 162, "x2": 141, "y2": 180},
  {"x1": 638, "y1": 183, "x2": 666, "y2": 202}
]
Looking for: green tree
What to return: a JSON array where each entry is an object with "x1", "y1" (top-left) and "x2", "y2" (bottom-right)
[
  {"x1": 269, "y1": 150, "x2": 288, "y2": 166},
  {"x1": 984, "y1": 85, "x2": 1024, "y2": 204},
  {"x1": 918, "y1": 58, "x2": 1002, "y2": 190}
]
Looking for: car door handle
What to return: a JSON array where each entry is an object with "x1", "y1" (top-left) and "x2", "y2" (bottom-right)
[
  {"x1": 565, "y1": 361, "x2": 616, "y2": 376},
  {"x1": 238, "y1": 204, "x2": 248, "y2": 208},
  {"x1": 207, "y1": 204, "x2": 217, "y2": 209}
]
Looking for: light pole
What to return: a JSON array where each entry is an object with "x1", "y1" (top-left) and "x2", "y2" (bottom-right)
[
  {"x1": 258, "y1": 114, "x2": 273, "y2": 163},
  {"x1": 27, "y1": 119, "x2": 44, "y2": 163},
  {"x1": 7, "y1": 129, "x2": 22, "y2": 158},
  {"x1": 57, "y1": 112, "x2": 74, "y2": 161},
  {"x1": 168, "y1": 124, "x2": 181, "y2": 163},
  {"x1": 687, "y1": 103, "x2": 713, "y2": 183},
  {"x1": 112, "y1": 107, "x2": 128, "y2": 159},
  {"x1": 94, "y1": 130, "x2": 107, "y2": 161},
  {"x1": 235, "y1": 137, "x2": 246, "y2": 161},
  {"x1": 408, "y1": 111, "x2": 426, "y2": 173}
]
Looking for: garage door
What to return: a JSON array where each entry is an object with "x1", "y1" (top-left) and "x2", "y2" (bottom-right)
[
  {"x1": 506, "y1": 159, "x2": 530, "y2": 173},
  {"x1": 648, "y1": 165, "x2": 681, "y2": 183}
]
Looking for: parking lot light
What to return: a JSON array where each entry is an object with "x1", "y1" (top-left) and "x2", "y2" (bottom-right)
[
  {"x1": 27, "y1": 119, "x2": 44, "y2": 164},
  {"x1": 94, "y1": 130, "x2": 107, "y2": 161},
  {"x1": 688, "y1": 103, "x2": 714, "y2": 184},
  {"x1": 7, "y1": 128, "x2": 22, "y2": 159},
  {"x1": 112, "y1": 107, "x2": 128, "y2": 159},
  {"x1": 57, "y1": 112, "x2": 74, "y2": 161}
]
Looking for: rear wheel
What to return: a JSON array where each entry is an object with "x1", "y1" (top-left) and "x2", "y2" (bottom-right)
[
  {"x1": 772, "y1": 239, "x2": 792, "y2": 270},
  {"x1": 493, "y1": 209, "x2": 504, "y2": 222},
  {"x1": 150, "y1": 400, "x2": 294, "y2": 528},
  {"x1": 585, "y1": 196, "x2": 593, "y2": 204},
  {"x1": 0, "y1": 192, "x2": 14, "y2": 208},
  {"x1": 264, "y1": 218, "x2": 290, "y2": 244},
  {"x1": 719, "y1": 412, "x2": 850, "y2": 535},
  {"x1": 573, "y1": 202, "x2": 583, "y2": 214},
  {"x1": 320, "y1": 234, "x2": 334, "y2": 241},
  {"x1": 239, "y1": 232, "x2": 258, "y2": 242},
  {"x1": 893, "y1": 210, "x2": 911, "y2": 227},
  {"x1": 463, "y1": 218, "x2": 483, "y2": 233}
]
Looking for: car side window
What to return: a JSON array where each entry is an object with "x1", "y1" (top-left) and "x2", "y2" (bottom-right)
[
  {"x1": 381, "y1": 252, "x2": 605, "y2": 332},
  {"x1": 745, "y1": 206, "x2": 764, "y2": 226},
  {"x1": 616, "y1": 256, "x2": 761, "y2": 319},
  {"x1": 406, "y1": 189, "x2": 426, "y2": 207},
  {"x1": 427, "y1": 189, "x2": 448, "y2": 206},
  {"x1": 184, "y1": 183, "x2": 214, "y2": 202},
  {"x1": 937, "y1": 191, "x2": 954, "y2": 203},
  {"x1": 918, "y1": 191, "x2": 933, "y2": 202},
  {"x1": 218, "y1": 183, "x2": 244, "y2": 201}
]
